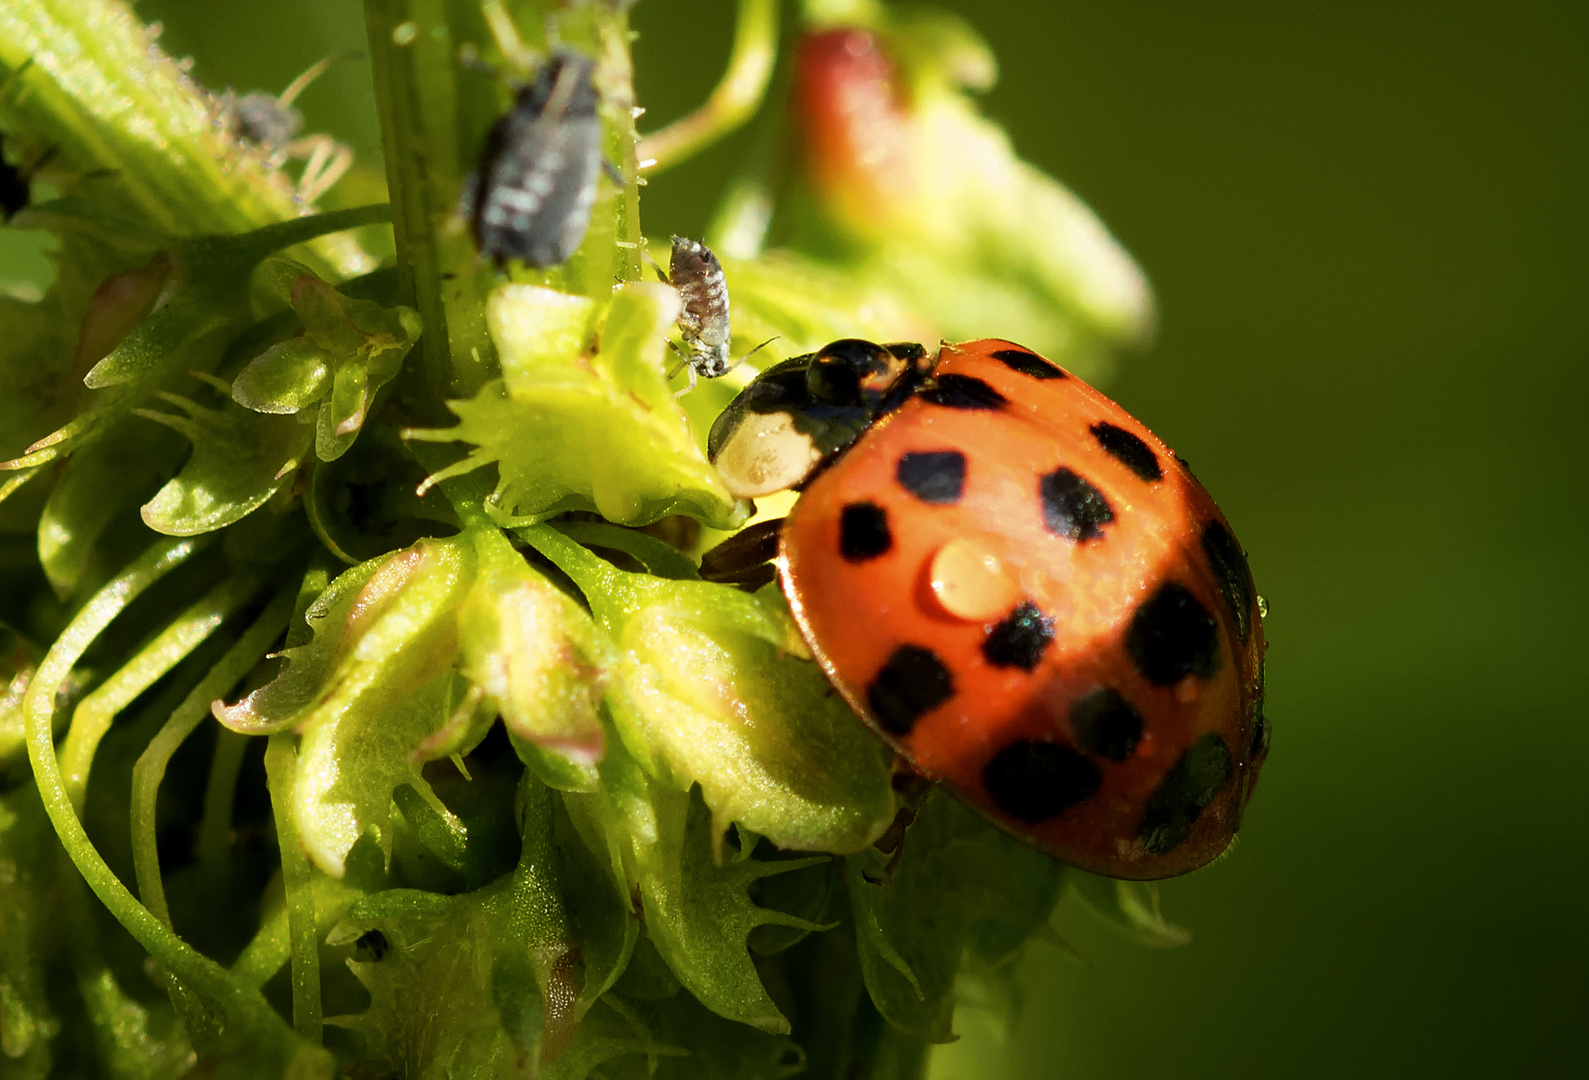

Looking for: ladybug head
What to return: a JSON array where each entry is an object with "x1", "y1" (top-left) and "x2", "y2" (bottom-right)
[{"x1": 806, "y1": 339, "x2": 930, "y2": 408}]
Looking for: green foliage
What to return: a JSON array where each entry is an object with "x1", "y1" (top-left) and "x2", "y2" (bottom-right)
[
  {"x1": 0, "y1": 0, "x2": 1168, "y2": 1077},
  {"x1": 413, "y1": 282, "x2": 749, "y2": 528}
]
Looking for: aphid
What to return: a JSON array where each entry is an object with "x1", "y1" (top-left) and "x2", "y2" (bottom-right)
[
  {"x1": 223, "y1": 55, "x2": 353, "y2": 205},
  {"x1": 662, "y1": 236, "x2": 733, "y2": 390},
  {"x1": 704, "y1": 338, "x2": 1268, "y2": 880},
  {"x1": 468, "y1": 48, "x2": 604, "y2": 268},
  {"x1": 657, "y1": 235, "x2": 776, "y2": 395}
]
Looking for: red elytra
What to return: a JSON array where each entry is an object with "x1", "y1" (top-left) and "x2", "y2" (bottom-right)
[{"x1": 774, "y1": 339, "x2": 1268, "y2": 879}]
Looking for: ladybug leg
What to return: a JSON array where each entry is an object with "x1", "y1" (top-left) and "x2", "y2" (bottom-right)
[
  {"x1": 863, "y1": 768, "x2": 932, "y2": 882},
  {"x1": 699, "y1": 517, "x2": 782, "y2": 588}
]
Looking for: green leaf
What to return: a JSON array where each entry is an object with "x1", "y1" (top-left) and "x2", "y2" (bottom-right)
[
  {"x1": 213, "y1": 540, "x2": 471, "y2": 875},
  {"x1": 846, "y1": 792, "x2": 1067, "y2": 1043},
  {"x1": 36, "y1": 416, "x2": 184, "y2": 596},
  {"x1": 230, "y1": 337, "x2": 331, "y2": 414},
  {"x1": 293, "y1": 674, "x2": 458, "y2": 877},
  {"x1": 1067, "y1": 871, "x2": 1192, "y2": 948},
  {"x1": 328, "y1": 776, "x2": 582, "y2": 1078},
  {"x1": 236, "y1": 259, "x2": 421, "y2": 461},
  {"x1": 562, "y1": 745, "x2": 823, "y2": 1034},
  {"x1": 411, "y1": 283, "x2": 749, "y2": 529},
  {"x1": 135, "y1": 385, "x2": 313, "y2": 536},
  {"x1": 636, "y1": 784, "x2": 828, "y2": 1034}
]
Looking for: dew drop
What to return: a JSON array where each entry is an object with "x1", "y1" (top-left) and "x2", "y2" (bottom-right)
[{"x1": 929, "y1": 535, "x2": 1020, "y2": 621}]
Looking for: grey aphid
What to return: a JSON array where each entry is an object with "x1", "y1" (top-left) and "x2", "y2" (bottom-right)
[
  {"x1": 230, "y1": 92, "x2": 304, "y2": 149},
  {"x1": 667, "y1": 236, "x2": 733, "y2": 391},
  {"x1": 223, "y1": 55, "x2": 351, "y2": 204},
  {"x1": 469, "y1": 49, "x2": 604, "y2": 268}
]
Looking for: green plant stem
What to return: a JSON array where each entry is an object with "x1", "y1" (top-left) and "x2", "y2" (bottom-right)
[
  {"x1": 22, "y1": 537, "x2": 289, "y2": 1036},
  {"x1": 362, "y1": 0, "x2": 491, "y2": 404},
  {"x1": 554, "y1": 520, "x2": 700, "y2": 580},
  {"x1": 264, "y1": 732, "x2": 323, "y2": 1044},
  {"x1": 637, "y1": 0, "x2": 780, "y2": 173},
  {"x1": 129, "y1": 586, "x2": 294, "y2": 927},
  {"x1": 59, "y1": 569, "x2": 260, "y2": 812},
  {"x1": 198, "y1": 727, "x2": 251, "y2": 871}
]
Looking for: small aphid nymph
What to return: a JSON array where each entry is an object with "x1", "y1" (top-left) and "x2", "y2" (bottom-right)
[
  {"x1": 223, "y1": 55, "x2": 353, "y2": 205},
  {"x1": 469, "y1": 49, "x2": 604, "y2": 269},
  {"x1": 667, "y1": 235, "x2": 733, "y2": 388}
]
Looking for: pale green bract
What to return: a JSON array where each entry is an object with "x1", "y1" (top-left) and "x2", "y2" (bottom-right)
[{"x1": 412, "y1": 283, "x2": 750, "y2": 530}]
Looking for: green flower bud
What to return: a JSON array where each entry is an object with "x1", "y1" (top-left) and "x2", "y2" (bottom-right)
[
  {"x1": 453, "y1": 528, "x2": 612, "y2": 791},
  {"x1": 521, "y1": 525, "x2": 896, "y2": 855},
  {"x1": 233, "y1": 258, "x2": 422, "y2": 461},
  {"x1": 214, "y1": 538, "x2": 470, "y2": 875}
]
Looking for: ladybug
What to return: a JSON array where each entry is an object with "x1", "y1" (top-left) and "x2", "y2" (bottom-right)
[{"x1": 704, "y1": 339, "x2": 1268, "y2": 879}]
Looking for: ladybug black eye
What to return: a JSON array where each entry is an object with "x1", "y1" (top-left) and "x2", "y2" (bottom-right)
[{"x1": 806, "y1": 354, "x2": 864, "y2": 405}]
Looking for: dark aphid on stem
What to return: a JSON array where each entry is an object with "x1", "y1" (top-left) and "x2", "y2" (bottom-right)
[{"x1": 468, "y1": 49, "x2": 604, "y2": 268}]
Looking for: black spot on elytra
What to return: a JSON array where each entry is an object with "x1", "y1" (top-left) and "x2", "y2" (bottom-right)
[
  {"x1": 1126, "y1": 582, "x2": 1221, "y2": 685},
  {"x1": 982, "y1": 601, "x2": 1055, "y2": 671},
  {"x1": 1070, "y1": 688, "x2": 1144, "y2": 762},
  {"x1": 1138, "y1": 733, "x2": 1233, "y2": 854},
  {"x1": 1039, "y1": 468, "x2": 1114, "y2": 542},
  {"x1": 1201, "y1": 520, "x2": 1255, "y2": 642},
  {"x1": 991, "y1": 347, "x2": 1066, "y2": 380},
  {"x1": 983, "y1": 741, "x2": 1101, "y2": 823},
  {"x1": 867, "y1": 645, "x2": 954, "y2": 736},
  {"x1": 839, "y1": 502, "x2": 891, "y2": 561},
  {"x1": 896, "y1": 451, "x2": 966, "y2": 504},
  {"x1": 1090, "y1": 421, "x2": 1162, "y2": 482},
  {"x1": 920, "y1": 373, "x2": 1007, "y2": 410}
]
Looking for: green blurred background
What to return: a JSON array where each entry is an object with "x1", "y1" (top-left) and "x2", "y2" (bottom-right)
[{"x1": 7, "y1": 0, "x2": 1586, "y2": 1075}]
